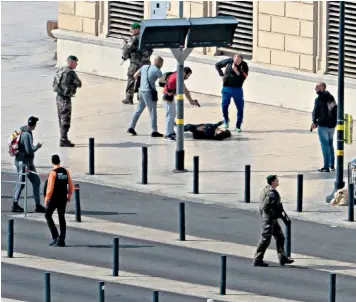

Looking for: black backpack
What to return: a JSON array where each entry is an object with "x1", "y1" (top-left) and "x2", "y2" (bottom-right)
[{"x1": 158, "y1": 72, "x2": 174, "y2": 87}]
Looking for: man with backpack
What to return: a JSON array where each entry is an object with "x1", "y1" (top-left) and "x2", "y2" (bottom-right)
[
  {"x1": 127, "y1": 56, "x2": 164, "y2": 137},
  {"x1": 215, "y1": 54, "x2": 249, "y2": 133},
  {"x1": 11, "y1": 116, "x2": 46, "y2": 213},
  {"x1": 311, "y1": 82, "x2": 337, "y2": 172},
  {"x1": 161, "y1": 67, "x2": 200, "y2": 141},
  {"x1": 53, "y1": 55, "x2": 82, "y2": 147}
]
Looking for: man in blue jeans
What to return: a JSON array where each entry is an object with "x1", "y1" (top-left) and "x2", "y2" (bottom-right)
[
  {"x1": 311, "y1": 82, "x2": 337, "y2": 172},
  {"x1": 215, "y1": 54, "x2": 249, "y2": 132}
]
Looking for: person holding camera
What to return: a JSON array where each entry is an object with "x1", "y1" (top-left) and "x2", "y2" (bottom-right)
[
  {"x1": 254, "y1": 175, "x2": 294, "y2": 267},
  {"x1": 215, "y1": 54, "x2": 249, "y2": 132},
  {"x1": 127, "y1": 56, "x2": 164, "y2": 137}
]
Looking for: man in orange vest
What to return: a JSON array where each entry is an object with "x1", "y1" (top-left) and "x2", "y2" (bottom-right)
[{"x1": 44, "y1": 154, "x2": 74, "y2": 247}]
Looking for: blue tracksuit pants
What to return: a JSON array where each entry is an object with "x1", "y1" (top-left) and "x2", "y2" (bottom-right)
[{"x1": 221, "y1": 86, "x2": 244, "y2": 129}]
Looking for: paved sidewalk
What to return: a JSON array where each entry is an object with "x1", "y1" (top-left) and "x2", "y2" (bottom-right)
[{"x1": 1, "y1": 2, "x2": 355, "y2": 229}]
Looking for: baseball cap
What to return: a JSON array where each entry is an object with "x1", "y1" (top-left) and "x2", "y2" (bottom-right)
[
  {"x1": 28, "y1": 116, "x2": 39, "y2": 127},
  {"x1": 131, "y1": 22, "x2": 141, "y2": 29}
]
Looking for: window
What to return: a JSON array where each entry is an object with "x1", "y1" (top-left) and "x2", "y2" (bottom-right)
[
  {"x1": 216, "y1": 1, "x2": 253, "y2": 58},
  {"x1": 327, "y1": 1, "x2": 356, "y2": 79},
  {"x1": 107, "y1": 1, "x2": 144, "y2": 39}
]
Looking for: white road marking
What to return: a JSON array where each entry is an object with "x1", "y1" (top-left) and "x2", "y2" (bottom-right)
[
  {"x1": 1, "y1": 251, "x2": 299, "y2": 302},
  {"x1": 10, "y1": 213, "x2": 356, "y2": 278}
]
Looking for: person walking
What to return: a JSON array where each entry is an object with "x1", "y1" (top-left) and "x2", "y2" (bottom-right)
[
  {"x1": 44, "y1": 154, "x2": 74, "y2": 247},
  {"x1": 215, "y1": 54, "x2": 249, "y2": 132},
  {"x1": 162, "y1": 67, "x2": 199, "y2": 141},
  {"x1": 311, "y1": 82, "x2": 337, "y2": 172},
  {"x1": 122, "y1": 22, "x2": 153, "y2": 105},
  {"x1": 12, "y1": 116, "x2": 45, "y2": 213},
  {"x1": 53, "y1": 55, "x2": 82, "y2": 147},
  {"x1": 127, "y1": 56, "x2": 164, "y2": 137},
  {"x1": 254, "y1": 175, "x2": 294, "y2": 267}
]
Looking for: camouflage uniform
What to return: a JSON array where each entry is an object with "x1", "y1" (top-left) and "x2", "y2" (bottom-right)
[
  {"x1": 53, "y1": 66, "x2": 82, "y2": 142},
  {"x1": 122, "y1": 34, "x2": 152, "y2": 104},
  {"x1": 254, "y1": 185, "x2": 286, "y2": 262}
]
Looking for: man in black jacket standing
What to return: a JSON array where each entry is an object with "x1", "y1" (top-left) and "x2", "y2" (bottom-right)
[
  {"x1": 311, "y1": 82, "x2": 337, "y2": 172},
  {"x1": 215, "y1": 54, "x2": 249, "y2": 132}
]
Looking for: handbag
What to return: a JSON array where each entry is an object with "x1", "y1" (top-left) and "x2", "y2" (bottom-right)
[{"x1": 146, "y1": 66, "x2": 158, "y2": 102}]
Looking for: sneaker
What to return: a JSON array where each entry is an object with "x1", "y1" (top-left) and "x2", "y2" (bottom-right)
[
  {"x1": 253, "y1": 260, "x2": 269, "y2": 267},
  {"x1": 49, "y1": 238, "x2": 58, "y2": 246},
  {"x1": 60, "y1": 140, "x2": 75, "y2": 147},
  {"x1": 122, "y1": 99, "x2": 133, "y2": 105},
  {"x1": 330, "y1": 165, "x2": 335, "y2": 171},
  {"x1": 12, "y1": 203, "x2": 24, "y2": 213},
  {"x1": 164, "y1": 135, "x2": 176, "y2": 141},
  {"x1": 318, "y1": 168, "x2": 330, "y2": 172},
  {"x1": 127, "y1": 128, "x2": 137, "y2": 136},
  {"x1": 223, "y1": 121, "x2": 229, "y2": 129},
  {"x1": 236, "y1": 128, "x2": 242, "y2": 133},
  {"x1": 151, "y1": 132, "x2": 163, "y2": 137},
  {"x1": 35, "y1": 204, "x2": 46, "y2": 213}
]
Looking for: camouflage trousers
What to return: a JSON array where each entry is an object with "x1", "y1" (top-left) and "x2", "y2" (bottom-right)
[
  {"x1": 56, "y1": 95, "x2": 72, "y2": 141},
  {"x1": 254, "y1": 216, "x2": 285, "y2": 261}
]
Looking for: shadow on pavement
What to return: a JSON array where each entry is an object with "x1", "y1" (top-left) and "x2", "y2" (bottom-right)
[
  {"x1": 74, "y1": 142, "x2": 165, "y2": 148},
  {"x1": 66, "y1": 244, "x2": 154, "y2": 249},
  {"x1": 67, "y1": 210, "x2": 136, "y2": 216}
]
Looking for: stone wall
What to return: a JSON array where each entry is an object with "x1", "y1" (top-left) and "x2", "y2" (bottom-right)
[
  {"x1": 58, "y1": 1, "x2": 99, "y2": 36},
  {"x1": 254, "y1": 1, "x2": 318, "y2": 72}
]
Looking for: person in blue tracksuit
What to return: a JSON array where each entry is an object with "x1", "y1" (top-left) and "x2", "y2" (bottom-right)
[{"x1": 215, "y1": 54, "x2": 249, "y2": 132}]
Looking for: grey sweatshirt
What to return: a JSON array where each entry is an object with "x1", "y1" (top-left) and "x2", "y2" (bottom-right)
[{"x1": 15, "y1": 125, "x2": 39, "y2": 161}]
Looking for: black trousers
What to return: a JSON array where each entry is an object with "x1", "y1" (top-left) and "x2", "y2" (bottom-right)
[{"x1": 45, "y1": 199, "x2": 67, "y2": 243}]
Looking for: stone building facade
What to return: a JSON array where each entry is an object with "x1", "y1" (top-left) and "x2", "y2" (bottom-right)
[{"x1": 53, "y1": 1, "x2": 356, "y2": 116}]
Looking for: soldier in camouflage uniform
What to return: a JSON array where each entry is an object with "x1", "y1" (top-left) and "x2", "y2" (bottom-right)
[
  {"x1": 53, "y1": 55, "x2": 82, "y2": 147},
  {"x1": 122, "y1": 22, "x2": 153, "y2": 105},
  {"x1": 254, "y1": 175, "x2": 294, "y2": 267}
]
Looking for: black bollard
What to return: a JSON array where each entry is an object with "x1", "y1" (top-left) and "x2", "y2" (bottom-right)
[
  {"x1": 98, "y1": 281, "x2": 105, "y2": 302},
  {"x1": 220, "y1": 255, "x2": 227, "y2": 295},
  {"x1": 179, "y1": 202, "x2": 186, "y2": 241},
  {"x1": 89, "y1": 137, "x2": 95, "y2": 175},
  {"x1": 348, "y1": 183, "x2": 354, "y2": 222},
  {"x1": 285, "y1": 223, "x2": 291, "y2": 258},
  {"x1": 8, "y1": 219, "x2": 14, "y2": 258},
  {"x1": 44, "y1": 272, "x2": 51, "y2": 302},
  {"x1": 142, "y1": 147, "x2": 148, "y2": 185},
  {"x1": 153, "y1": 290, "x2": 159, "y2": 302},
  {"x1": 244, "y1": 165, "x2": 251, "y2": 203},
  {"x1": 193, "y1": 156, "x2": 199, "y2": 194},
  {"x1": 113, "y1": 237, "x2": 119, "y2": 276},
  {"x1": 296, "y1": 174, "x2": 303, "y2": 212},
  {"x1": 74, "y1": 184, "x2": 82, "y2": 223},
  {"x1": 329, "y1": 273, "x2": 336, "y2": 302}
]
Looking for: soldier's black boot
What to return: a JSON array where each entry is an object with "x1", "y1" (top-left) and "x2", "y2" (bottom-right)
[
  {"x1": 122, "y1": 98, "x2": 134, "y2": 105},
  {"x1": 253, "y1": 260, "x2": 269, "y2": 267},
  {"x1": 279, "y1": 254, "x2": 294, "y2": 266},
  {"x1": 60, "y1": 139, "x2": 75, "y2": 147}
]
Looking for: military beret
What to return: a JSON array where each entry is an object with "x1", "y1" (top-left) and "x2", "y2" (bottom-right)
[
  {"x1": 67, "y1": 55, "x2": 78, "y2": 61},
  {"x1": 131, "y1": 22, "x2": 141, "y2": 29},
  {"x1": 266, "y1": 175, "x2": 277, "y2": 183}
]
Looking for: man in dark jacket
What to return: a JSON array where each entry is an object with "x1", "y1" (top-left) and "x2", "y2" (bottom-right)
[
  {"x1": 311, "y1": 82, "x2": 337, "y2": 172},
  {"x1": 12, "y1": 116, "x2": 45, "y2": 213},
  {"x1": 215, "y1": 54, "x2": 249, "y2": 133},
  {"x1": 254, "y1": 175, "x2": 294, "y2": 267},
  {"x1": 184, "y1": 121, "x2": 231, "y2": 140}
]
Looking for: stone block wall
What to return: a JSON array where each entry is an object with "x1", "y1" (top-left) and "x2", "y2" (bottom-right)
[
  {"x1": 58, "y1": 1, "x2": 99, "y2": 35},
  {"x1": 254, "y1": 1, "x2": 318, "y2": 72}
]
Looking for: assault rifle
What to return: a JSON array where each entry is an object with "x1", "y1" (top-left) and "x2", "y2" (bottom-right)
[{"x1": 279, "y1": 203, "x2": 291, "y2": 226}]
